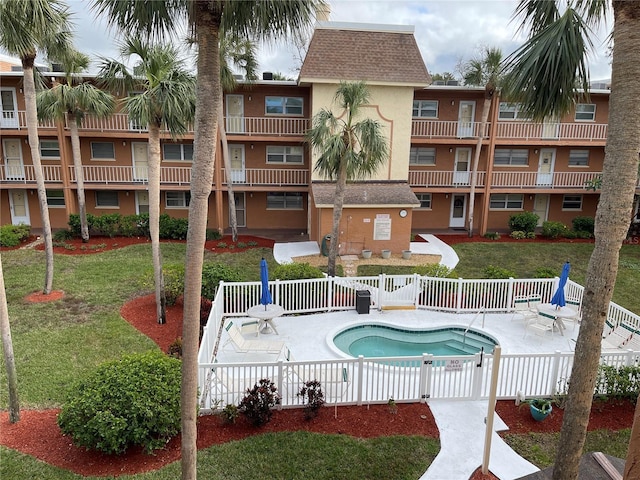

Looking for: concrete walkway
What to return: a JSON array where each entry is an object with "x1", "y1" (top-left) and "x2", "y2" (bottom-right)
[{"x1": 422, "y1": 400, "x2": 539, "y2": 480}]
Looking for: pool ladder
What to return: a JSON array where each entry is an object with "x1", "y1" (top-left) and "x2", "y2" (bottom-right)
[{"x1": 462, "y1": 307, "x2": 486, "y2": 346}]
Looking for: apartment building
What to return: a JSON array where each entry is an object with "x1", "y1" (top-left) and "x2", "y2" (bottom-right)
[{"x1": 1, "y1": 22, "x2": 638, "y2": 254}]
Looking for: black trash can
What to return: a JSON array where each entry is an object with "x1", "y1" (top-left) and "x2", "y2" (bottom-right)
[{"x1": 356, "y1": 290, "x2": 370, "y2": 314}]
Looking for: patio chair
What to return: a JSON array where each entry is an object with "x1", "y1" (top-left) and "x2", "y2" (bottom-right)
[
  {"x1": 283, "y1": 347, "x2": 350, "y2": 403},
  {"x1": 223, "y1": 320, "x2": 285, "y2": 354},
  {"x1": 511, "y1": 295, "x2": 537, "y2": 322},
  {"x1": 524, "y1": 311, "x2": 556, "y2": 338},
  {"x1": 564, "y1": 299, "x2": 582, "y2": 330},
  {"x1": 527, "y1": 294, "x2": 542, "y2": 312}
]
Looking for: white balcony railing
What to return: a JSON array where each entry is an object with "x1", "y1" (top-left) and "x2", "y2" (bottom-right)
[
  {"x1": 0, "y1": 164, "x2": 62, "y2": 183},
  {"x1": 408, "y1": 170, "x2": 486, "y2": 187},
  {"x1": 491, "y1": 171, "x2": 603, "y2": 189},
  {"x1": 411, "y1": 120, "x2": 489, "y2": 139},
  {"x1": 225, "y1": 116, "x2": 310, "y2": 136},
  {"x1": 496, "y1": 122, "x2": 607, "y2": 141},
  {"x1": 0, "y1": 111, "x2": 57, "y2": 130},
  {"x1": 222, "y1": 168, "x2": 308, "y2": 186},
  {"x1": 68, "y1": 165, "x2": 193, "y2": 185}
]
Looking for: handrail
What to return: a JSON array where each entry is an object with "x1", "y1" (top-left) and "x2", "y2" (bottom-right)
[{"x1": 463, "y1": 307, "x2": 486, "y2": 346}]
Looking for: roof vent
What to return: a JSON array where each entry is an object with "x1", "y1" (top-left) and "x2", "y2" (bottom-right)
[
  {"x1": 233, "y1": 74, "x2": 243, "y2": 81},
  {"x1": 433, "y1": 80, "x2": 445, "y2": 85},
  {"x1": 262, "y1": 72, "x2": 273, "y2": 81},
  {"x1": 51, "y1": 63, "x2": 64, "y2": 72},
  {"x1": 446, "y1": 80, "x2": 459, "y2": 86}
]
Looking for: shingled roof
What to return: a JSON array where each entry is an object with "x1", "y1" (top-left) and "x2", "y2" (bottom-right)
[
  {"x1": 312, "y1": 182, "x2": 420, "y2": 207},
  {"x1": 299, "y1": 22, "x2": 431, "y2": 86}
]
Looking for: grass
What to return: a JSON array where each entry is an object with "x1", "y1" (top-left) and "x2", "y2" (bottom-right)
[{"x1": 0, "y1": 240, "x2": 637, "y2": 478}]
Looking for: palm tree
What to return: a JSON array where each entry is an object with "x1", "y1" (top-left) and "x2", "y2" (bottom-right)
[
  {"x1": 307, "y1": 81, "x2": 388, "y2": 277},
  {"x1": 461, "y1": 47, "x2": 503, "y2": 237},
  {"x1": 503, "y1": 1, "x2": 640, "y2": 479},
  {"x1": 37, "y1": 51, "x2": 116, "y2": 243},
  {"x1": 98, "y1": 38, "x2": 196, "y2": 325},
  {"x1": 91, "y1": 2, "x2": 321, "y2": 477},
  {"x1": 0, "y1": 0, "x2": 74, "y2": 294},
  {"x1": 0, "y1": 254, "x2": 20, "y2": 423}
]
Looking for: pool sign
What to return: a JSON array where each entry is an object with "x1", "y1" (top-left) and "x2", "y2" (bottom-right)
[{"x1": 445, "y1": 359, "x2": 463, "y2": 371}]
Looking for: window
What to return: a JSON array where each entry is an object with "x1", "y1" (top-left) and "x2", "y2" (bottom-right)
[
  {"x1": 494, "y1": 149, "x2": 529, "y2": 166},
  {"x1": 40, "y1": 140, "x2": 60, "y2": 159},
  {"x1": 95, "y1": 191, "x2": 119, "y2": 208},
  {"x1": 266, "y1": 145, "x2": 303, "y2": 164},
  {"x1": 412, "y1": 100, "x2": 438, "y2": 118},
  {"x1": 266, "y1": 192, "x2": 303, "y2": 209},
  {"x1": 416, "y1": 193, "x2": 432, "y2": 209},
  {"x1": 568, "y1": 150, "x2": 589, "y2": 167},
  {"x1": 490, "y1": 194, "x2": 524, "y2": 210},
  {"x1": 265, "y1": 96, "x2": 303, "y2": 115},
  {"x1": 163, "y1": 143, "x2": 193, "y2": 161},
  {"x1": 562, "y1": 195, "x2": 583, "y2": 210},
  {"x1": 91, "y1": 142, "x2": 115, "y2": 160},
  {"x1": 165, "y1": 191, "x2": 191, "y2": 208},
  {"x1": 575, "y1": 104, "x2": 596, "y2": 121},
  {"x1": 46, "y1": 190, "x2": 65, "y2": 207},
  {"x1": 498, "y1": 102, "x2": 529, "y2": 120},
  {"x1": 409, "y1": 147, "x2": 436, "y2": 165}
]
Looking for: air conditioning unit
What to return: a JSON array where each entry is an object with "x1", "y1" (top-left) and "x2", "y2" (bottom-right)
[
  {"x1": 446, "y1": 80, "x2": 459, "y2": 86},
  {"x1": 433, "y1": 80, "x2": 445, "y2": 85},
  {"x1": 262, "y1": 72, "x2": 273, "y2": 81},
  {"x1": 11, "y1": 65, "x2": 23, "y2": 72}
]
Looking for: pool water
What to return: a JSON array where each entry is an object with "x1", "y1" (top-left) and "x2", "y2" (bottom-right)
[{"x1": 333, "y1": 324, "x2": 497, "y2": 358}]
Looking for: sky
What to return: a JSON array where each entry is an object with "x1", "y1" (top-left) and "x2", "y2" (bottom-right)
[{"x1": 65, "y1": 0, "x2": 612, "y2": 82}]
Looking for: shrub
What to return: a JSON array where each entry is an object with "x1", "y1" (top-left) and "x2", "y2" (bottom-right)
[
  {"x1": 201, "y1": 263, "x2": 242, "y2": 299},
  {"x1": 247, "y1": 240, "x2": 258, "y2": 247},
  {"x1": 297, "y1": 380, "x2": 325, "y2": 420},
  {"x1": 93, "y1": 213, "x2": 122, "y2": 237},
  {"x1": 53, "y1": 229, "x2": 75, "y2": 242},
  {"x1": 120, "y1": 214, "x2": 149, "y2": 237},
  {"x1": 572, "y1": 216, "x2": 595, "y2": 235},
  {"x1": 0, "y1": 224, "x2": 31, "y2": 247},
  {"x1": 412, "y1": 264, "x2": 454, "y2": 278},
  {"x1": 483, "y1": 232, "x2": 500, "y2": 240},
  {"x1": 272, "y1": 262, "x2": 324, "y2": 280},
  {"x1": 159, "y1": 214, "x2": 189, "y2": 240},
  {"x1": 541, "y1": 221, "x2": 568, "y2": 239},
  {"x1": 68, "y1": 214, "x2": 82, "y2": 236},
  {"x1": 57, "y1": 351, "x2": 182, "y2": 455},
  {"x1": 167, "y1": 337, "x2": 182, "y2": 358},
  {"x1": 484, "y1": 265, "x2": 514, "y2": 279},
  {"x1": 534, "y1": 267, "x2": 557, "y2": 278},
  {"x1": 526, "y1": 232, "x2": 536, "y2": 239},
  {"x1": 163, "y1": 263, "x2": 185, "y2": 306},
  {"x1": 206, "y1": 228, "x2": 222, "y2": 241},
  {"x1": 219, "y1": 404, "x2": 239, "y2": 424},
  {"x1": 575, "y1": 230, "x2": 593, "y2": 239},
  {"x1": 596, "y1": 365, "x2": 640, "y2": 401},
  {"x1": 239, "y1": 378, "x2": 280, "y2": 426},
  {"x1": 508, "y1": 212, "x2": 539, "y2": 233},
  {"x1": 563, "y1": 229, "x2": 578, "y2": 239},
  {"x1": 509, "y1": 230, "x2": 526, "y2": 240},
  {"x1": 216, "y1": 241, "x2": 228, "y2": 248},
  {"x1": 200, "y1": 297, "x2": 212, "y2": 340}
]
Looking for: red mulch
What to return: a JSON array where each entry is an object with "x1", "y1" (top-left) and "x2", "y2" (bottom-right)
[
  {"x1": 23, "y1": 290, "x2": 65, "y2": 303},
  {"x1": 8, "y1": 234, "x2": 634, "y2": 479}
]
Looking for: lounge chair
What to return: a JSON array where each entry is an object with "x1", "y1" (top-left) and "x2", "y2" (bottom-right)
[
  {"x1": 223, "y1": 320, "x2": 285, "y2": 353},
  {"x1": 601, "y1": 323, "x2": 633, "y2": 350},
  {"x1": 210, "y1": 366, "x2": 282, "y2": 405},
  {"x1": 511, "y1": 295, "x2": 537, "y2": 322}
]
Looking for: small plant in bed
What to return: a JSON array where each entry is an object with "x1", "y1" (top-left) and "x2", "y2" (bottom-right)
[
  {"x1": 239, "y1": 378, "x2": 280, "y2": 426},
  {"x1": 297, "y1": 380, "x2": 325, "y2": 420},
  {"x1": 522, "y1": 398, "x2": 553, "y2": 421}
]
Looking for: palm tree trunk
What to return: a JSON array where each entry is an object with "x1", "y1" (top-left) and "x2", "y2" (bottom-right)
[
  {"x1": 218, "y1": 109, "x2": 238, "y2": 242},
  {"x1": 68, "y1": 118, "x2": 90, "y2": 242},
  {"x1": 148, "y1": 124, "x2": 166, "y2": 324},
  {"x1": 0, "y1": 254, "x2": 20, "y2": 423},
  {"x1": 23, "y1": 64, "x2": 54, "y2": 294},
  {"x1": 553, "y1": 3, "x2": 640, "y2": 479},
  {"x1": 468, "y1": 95, "x2": 492, "y2": 237},
  {"x1": 328, "y1": 160, "x2": 347, "y2": 276},
  {"x1": 181, "y1": 4, "x2": 222, "y2": 479}
]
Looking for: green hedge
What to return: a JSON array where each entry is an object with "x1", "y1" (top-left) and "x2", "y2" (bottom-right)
[
  {"x1": 0, "y1": 224, "x2": 30, "y2": 247},
  {"x1": 67, "y1": 213, "x2": 190, "y2": 239}
]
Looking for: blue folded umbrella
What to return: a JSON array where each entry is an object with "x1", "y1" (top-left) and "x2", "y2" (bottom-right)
[
  {"x1": 260, "y1": 258, "x2": 272, "y2": 309},
  {"x1": 551, "y1": 261, "x2": 570, "y2": 308}
]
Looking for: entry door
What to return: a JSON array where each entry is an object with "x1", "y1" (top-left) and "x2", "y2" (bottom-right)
[
  {"x1": 233, "y1": 192, "x2": 246, "y2": 227},
  {"x1": 136, "y1": 191, "x2": 149, "y2": 214},
  {"x1": 1, "y1": 89, "x2": 18, "y2": 128},
  {"x1": 533, "y1": 194, "x2": 550, "y2": 226},
  {"x1": 537, "y1": 149, "x2": 555, "y2": 186},
  {"x1": 449, "y1": 194, "x2": 466, "y2": 228},
  {"x1": 9, "y1": 190, "x2": 30, "y2": 225},
  {"x1": 453, "y1": 148, "x2": 471, "y2": 185},
  {"x1": 228, "y1": 144, "x2": 245, "y2": 183},
  {"x1": 457, "y1": 101, "x2": 475, "y2": 138},
  {"x1": 3, "y1": 138, "x2": 25, "y2": 180},
  {"x1": 226, "y1": 95, "x2": 244, "y2": 133},
  {"x1": 132, "y1": 142, "x2": 149, "y2": 181}
]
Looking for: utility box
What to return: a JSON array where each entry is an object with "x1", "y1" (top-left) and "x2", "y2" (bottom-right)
[{"x1": 356, "y1": 290, "x2": 370, "y2": 314}]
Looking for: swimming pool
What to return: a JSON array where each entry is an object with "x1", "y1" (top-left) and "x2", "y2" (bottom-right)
[{"x1": 333, "y1": 324, "x2": 497, "y2": 358}]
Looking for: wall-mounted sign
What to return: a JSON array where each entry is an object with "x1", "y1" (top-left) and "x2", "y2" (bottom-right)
[{"x1": 373, "y1": 217, "x2": 391, "y2": 240}]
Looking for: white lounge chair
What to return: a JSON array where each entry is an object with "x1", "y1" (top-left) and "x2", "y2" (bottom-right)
[
  {"x1": 601, "y1": 323, "x2": 633, "y2": 350},
  {"x1": 224, "y1": 320, "x2": 285, "y2": 353},
  {"x1": 511, "y1": 295, "x2": 537, "y2": 322},
  {"x1": 210, "y1": 367, "x2": 282, "y2": 406}
]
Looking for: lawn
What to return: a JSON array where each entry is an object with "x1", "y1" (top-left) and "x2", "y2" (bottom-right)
[{"x1": 1, "y1": 240, "x2": 637, "y2": 478}]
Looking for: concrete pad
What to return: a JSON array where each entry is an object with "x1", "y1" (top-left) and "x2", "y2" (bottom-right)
[
  {"x1": 415, "y1": 234, "x2": 460, "y2": 269},
  {"x1": 273, "y1": 241, "x2": 320, "y2": 264}
]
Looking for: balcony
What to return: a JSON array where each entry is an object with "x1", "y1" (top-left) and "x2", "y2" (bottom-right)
[
  {"x1": 68, "y1": 166, "x2": 192, "y2": 185},
  {"x1": 408, "y1": 170, "x2": 486, "y2": 187},
  {"x1": 0, "y1": 164, "x2": 62, "y2": 184},
  {"x1": 490, "y1": 171, "x2": 603, "y2": 189},
  {"x1": 495, "y1": 122, "x2": 607, "y2": 142},
  {"x1": 1, "y1": 111, "x2": 57, "y2": 130},
  {"x1": 225, "y1": 116, "x2": 309, "y2": 136},
  {"x1": 411, "y1": 120, "x2": 489, "y2": 139},
  {"x1": 222, "y1": 168, "x2": 309, "y2": 186}
]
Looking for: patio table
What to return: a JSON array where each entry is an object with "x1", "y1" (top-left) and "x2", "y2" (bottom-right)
[
  {"x1": 536, "y1": 303, "x2": 576, "y2": 335},
  {"x1": 247, "y1": 304, "x2": 284, "y2": 335}
]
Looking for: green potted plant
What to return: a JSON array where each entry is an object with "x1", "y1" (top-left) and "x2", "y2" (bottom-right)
[{"x1": 523, "y1": 398, "x2": 553, "y2": 421}]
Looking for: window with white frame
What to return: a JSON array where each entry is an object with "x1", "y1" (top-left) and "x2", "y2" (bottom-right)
[
  {"x1": 489, "y1": 193, "x2": 524, "y2": 210},
  {"x1": 409, "y1": 147, "x2": 436, "y2": 165},
  {"x1": 266, "y1": 145, "x2": 303, "y2": 164},
  {"x1": 498, "y1": 102, "x2": 529, "y2": 120},
  {"x1": 46, "y1": 190, "x2": 65, "y2": 207},
  {"x1": 91, "y1": 142, "x2": 115, "y2": 160},
  {"x1": 265, "y1": 96, "x2": 303, "y2": 115},
  {"x1": 568, "y1": 150, "x2": 589, "y2": 166},
  {"x1": 165, "y1": 191, "x2": 191, "y2": 208},
  {"x1": 416, "y1": 193, "x2": 432, "y2": 209},
  {"x1": 494, "y1": 149, "x2": 529, "y2": 166},
  {"x1": 95, "y1": 191, "x2": 119, "y2": 207},
  {"x1": 163, "y1": 143, "x2": 193, "y2": 161},
  {"x1": 412, "y1": 100, "x2": 438, "y2": 118},
  {"x1": 575, "y1": 104, "x2": 596, "y2": 121},
  {"x1": 562, "y1": 195, "x2": 583, "y2": 210},
  {"x1": 40, "y1": 140, "x2": 60, "y2": 159},
  {"x1": 266, "y1": 192, "x2": 303, "y2": 209}
]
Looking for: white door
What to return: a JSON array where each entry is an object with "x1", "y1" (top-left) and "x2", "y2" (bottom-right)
[
  {"x1": 542, "y1": 116, "x2": 560, "y2": 139},
  {"x1": 226, "y1": 95, "x2": 244, "y2": 133},
  {"x1": 457, "y1": 101, "x2": 475, "y2": 137},
  {"x1": 533, "y1": 194, "x2": 550, "y2": 226},
  {"x1": 228, "y1": 144, "x2": 245, "y2": 183},
  {"x1": 537, "y1": 149, "x2": 555, "y2": 186},
  {"x1": 0, "y1": 89, "x2": 18, "y2": 128},
  {"x1": 449, "y1": 194, "x2": 466, "y2": 228},
  {"x1": 136, "y1": 191, "x2": 149, "y2": 214},
  {"x1": 453, "y1": 148, "x2": 471, "y2": 184},
  {"x1": 8, "y1": 190, "x2": 30, "y2": 225},
  {"x1": 233, "y1": 192, "x2": 246, "y2": 227},
  {"x1": 132, "y1": 142, "x2": 149, "y2": 181},
  {"x1": 2, "y1": 138, "x2": 25, "y2": 180}
]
